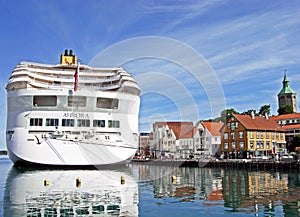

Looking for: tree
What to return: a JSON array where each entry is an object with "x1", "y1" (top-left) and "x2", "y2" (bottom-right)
[
  {"x1": 220, "y1": 108, "x2": 239, "y2": 122},
  {"x1": 241, "y1": 109, "x2": 257, "y2": 116},
  {"x1": 278, "y1": 105, "x2": 294, "y2": 115},
  {"x1": 258, "y1": 104, "x2": 271, "y2": 116},
  {"x1": 290, "y1": 135, "x2": 300, "y2": 152}
]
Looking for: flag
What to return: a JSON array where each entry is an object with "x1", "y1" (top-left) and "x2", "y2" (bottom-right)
[{"x1": 74, "y1": 61, "x2": 79, "y2": 91}]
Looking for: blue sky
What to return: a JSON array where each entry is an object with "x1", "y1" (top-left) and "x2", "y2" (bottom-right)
[{"x1": 1, "y1": 0, "x2": 300, "y2": 150}]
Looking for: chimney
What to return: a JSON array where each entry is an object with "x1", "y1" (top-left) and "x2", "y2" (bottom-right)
[
  {"x1": 251, "y1": 111, "x2": 255, "y2": 119},
  {"x1": 265, "y1": 113, "x2": 269, "y2": 120}
]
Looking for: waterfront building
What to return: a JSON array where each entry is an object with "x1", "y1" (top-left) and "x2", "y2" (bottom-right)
[
  {"x1": 151, "y1": 122, "x2": 194, "y2": 159},
  {"x1": 220, "y1": 114, "x2": 286, "y2": 159},
  {"x1": 271, "y1": 113, "x2": 300, "y2": 150},
  {"x1": 195, "y1": 121, "x2": 223, "y2": 158},
  {"x1": 277, "y1": 72, "x2": 297, "y2": 113},
  {"x1": 138, "y1": 132, "x2": 151, "y2": 156}
]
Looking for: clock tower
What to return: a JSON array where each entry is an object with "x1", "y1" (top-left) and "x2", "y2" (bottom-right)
[{"x1": 277, "y1": 71, "x2": 297, "y2": 113}]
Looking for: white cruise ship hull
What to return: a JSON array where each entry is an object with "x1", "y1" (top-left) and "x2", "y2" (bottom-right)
[{"x1": 6, "y1": 51, "x2": 140, "y2": 166}]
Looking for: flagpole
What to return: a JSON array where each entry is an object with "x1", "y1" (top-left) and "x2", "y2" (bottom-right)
[{"x1": 74, "y1": 60, "x2": 80, "y2": 92}]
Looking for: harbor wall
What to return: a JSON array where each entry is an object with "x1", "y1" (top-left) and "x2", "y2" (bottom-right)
[{"x1": 131, "y1": 159, "x2": 300, "y2": 171}]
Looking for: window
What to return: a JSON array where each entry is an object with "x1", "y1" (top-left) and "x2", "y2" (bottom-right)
[
  {"x1": 266, "y1": 132, "x2": 269, "y2": 139},
  {"x1": 256, "y1": 141, "x2": 264, "y2": 149},
  {"x1": 231, "y1": 142, "x2": 236, "y2": 149},
  {"x1": 62, "y1": 119, "x2": 74, "y2": 127},
  {"x1": 93, "y1": 120, "x2": 105, "y2": 128},
  {"x1": 96, "y1": 97, "x2": 119, "y2": 109},
  {"x1": 46, "y1": 118, "x2": 59, "y2": 126},
  {"x1": 250, "y1": 131, "x2": 253, "y2": 139},
  {"x1": 250, "y1": 141, "x2": 254, "y2": 148},
  {"x1": 108, "y1": 120, "x2": 120, "y2": 128},
  {"x1": 77, "y1": 119, "x2": 90, "y2": 127},
  {"x1": 239, "y1": 141, "x2": 244, "y2": 149},
  {"x1": 260, "y1": 131, "x2": 264, "y2": 139},
  {"x1": 235, "y1": 122, "x2": 238, "y2": 128},
  {"x1": 68, "y1": 96, "x2": 86, "y2": 107},
  {"x1": 238, "y1": 131, "x2": 244, "y2": 138},
  {"x1": 223, "y1": 132, "x2": 228, "y2": 140},
  {"x1": 227, "y1": 123, "x2": 230, "y2": 129},
  {"x1": 30, "y1": 118, "x2": 43, "y2": 126},
  {"x1": 33, "y1": 96, "x2": 57, "y2": 107},
  {"x1": 224, "y1": 142, "x2": 229, "y2": 149},
  {"x1": 230, "y1": 132, "x2": 235, "y2": 139},
  {"x1": 271, "y1": 132, "x2": 274, "y2": 139},
  {"x1": 266, "y1": 142, "x2": 270, "y2": 149}
]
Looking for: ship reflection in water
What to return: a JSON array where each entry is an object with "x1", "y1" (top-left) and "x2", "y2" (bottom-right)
[
  {"x1": 4, "y1": 166, "x2": 138, "y2": 217},
  {"x1": 3, "y1": 163, "x2": 300, "y2": 216}
]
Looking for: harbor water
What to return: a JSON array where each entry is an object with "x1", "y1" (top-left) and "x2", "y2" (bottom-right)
[{"x1": 1, "y1": 156, "x2": 300, "y2": 216}]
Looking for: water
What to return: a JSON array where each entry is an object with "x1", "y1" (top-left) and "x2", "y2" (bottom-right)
[{"x1": 1, "y1": 156, "x2": 300, "y2": 217}]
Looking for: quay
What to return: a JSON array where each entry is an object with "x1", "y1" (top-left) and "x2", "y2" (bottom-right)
[{"x1": 131, "y1": 159, "x2": 300, "y2": 171}]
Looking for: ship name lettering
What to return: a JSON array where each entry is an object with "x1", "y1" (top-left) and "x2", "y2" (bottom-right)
[{"x1": 63, "y1": 112, "x2": 90, "y2": 119}]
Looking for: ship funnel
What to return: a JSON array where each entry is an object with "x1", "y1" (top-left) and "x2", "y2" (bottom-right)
[{"x1": 60, "y1": 49, "x2": 77, "y2": 65}]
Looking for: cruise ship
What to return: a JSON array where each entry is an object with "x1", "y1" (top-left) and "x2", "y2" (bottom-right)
[{"x1": 6, "y1": 50, "x2": 140, "y2": 166}]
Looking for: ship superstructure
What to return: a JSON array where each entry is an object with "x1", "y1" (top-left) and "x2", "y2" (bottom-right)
[{"x1": 6, "y1": 50, "x2": 140, "y2": 166}]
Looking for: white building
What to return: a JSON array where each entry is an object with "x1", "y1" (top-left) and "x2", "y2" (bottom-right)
[
  {"x1": 152, "y1": 122, "x2": 194, "y2": 159},
  {"x1": 196, "y1": 121, "x2": 223, "y2": 158}
]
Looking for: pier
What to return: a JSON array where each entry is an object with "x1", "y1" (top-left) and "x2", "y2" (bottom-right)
[{"x1": 131, "y1": 159, "x2": 300, "y2": 171}]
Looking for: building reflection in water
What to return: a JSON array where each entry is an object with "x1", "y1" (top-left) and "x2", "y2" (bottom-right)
[
  {"x1": 132, "y1": 164, "x2": 300, "y2": 216},
  {"x1": 4, "y1": 166, "x2": 138, "y2": 217}
]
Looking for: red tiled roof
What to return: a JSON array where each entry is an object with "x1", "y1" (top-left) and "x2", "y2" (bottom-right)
[
  {"x1": 233, "y1": 114, "x2": 285, "y2": 132},
  {"x1": 282, "y1": 124, "x2": 300, "y2": 130},
  {"x1": 270, "y1": 113, "x2": 300, "y2": 121},
  {"x1": 201, "y1": 122, "x2": 223, "y2": 136},
  {"x1": 153, "y1": 122, "x2": 194, "y2": 139}
]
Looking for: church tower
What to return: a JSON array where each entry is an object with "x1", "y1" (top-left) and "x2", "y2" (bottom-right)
[{"x1": 277, "y1": 71, "x2": 297, "y2": 113}]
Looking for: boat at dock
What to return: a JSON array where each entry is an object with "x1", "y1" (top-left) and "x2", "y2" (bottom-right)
[{"x1": 5, "y1": 49, "x2": 140, "y2": 166}]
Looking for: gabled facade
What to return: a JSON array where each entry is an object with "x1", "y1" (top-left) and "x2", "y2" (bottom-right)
[
  {"x1": 196, "y1": 121, "x2": 223, "y2": 158},
  {"x1": 151, "y1": 122, "x2": 194, "y2": 159},
  {"x1": 220, "y1": 114, "x2": 286, "y2": 159}
]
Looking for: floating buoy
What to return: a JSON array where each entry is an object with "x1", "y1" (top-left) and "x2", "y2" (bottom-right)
[
  {"x1": 44, "y1": 179, "x2": 50, "y2": 186},
  {"x1": 171, "y1": 175, "x2": 177, "y2": 184},
  {"x1": 121, "y1": 176, "x2": 125, "y2": 185},
  {"x1": 76, "y1": 178, "x2": 82, "y2": 188}
]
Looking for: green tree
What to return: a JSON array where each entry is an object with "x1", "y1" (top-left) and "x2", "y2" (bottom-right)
[
  {"x1": 241, "y1": 109, "x2": 257, "y2": 116},
  {"x1": 278, "y1": 105, "x2": 294, "y2": 115},
  {"x1": 290, "y1": 135, "x2": 300, "y2": 152},
  {"x1": 258, "y1": 104, "x2": 271, "y2": 116},
  {"x1": 220, "y1": 108, "x2": 239, "y2": 122}
]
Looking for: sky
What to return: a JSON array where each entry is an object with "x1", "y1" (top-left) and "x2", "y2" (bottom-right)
[{"x1": 1, "y1": 0, "x2": 300, "y2": 150}]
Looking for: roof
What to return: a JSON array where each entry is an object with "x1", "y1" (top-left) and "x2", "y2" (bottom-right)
[
  {"x1": 278, "y1": 73, "x2": 296, "y2": 95},
  {"x1": 153, "y1": 122, "x2": 194, "y2": 139},
  {"x1": 270, "y1": 113, "x2": 300, "y2": 121},
  {"x1": 232, "y1": 114, "x2": 285, "y2": 132},
  {"x1": 282, "y1": 124, "x2": 300, "y2": 130},
  {"x1": 201, "y1": 122, "x2": 223, "y2": 136}
]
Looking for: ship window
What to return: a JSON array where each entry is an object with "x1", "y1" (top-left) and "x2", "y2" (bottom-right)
[
  {"x1": 77, "y1": 119, "x2": 90, "y2": 127},
  {"x1": 62, "y1": 119, "x2": 74, "y2": 127},
  {"x1": 29, "y1": 118, "x2": 43, "y2": 126},
  {"x1": 96, "y1": 97, "x2": 118, "y2": 109},
  {"x1": 108, "y1": 120, "x2": 120, "y2": 128},
  {"x1": 68, "y1": 96, "x2": 86, "y2": 107},
  {"x1": 46, "y1": 118, "x2": 59, "y2": 126},
  {"x1": 93, "y1": 120, "x2": 105, "y2": 127},
  {"x1": 33, "y1": 96, "x2": 57, "y2": 107}
]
